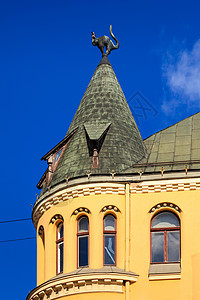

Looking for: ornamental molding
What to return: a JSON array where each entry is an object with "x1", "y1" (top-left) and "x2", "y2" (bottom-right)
[
  {"x1": 101, "y1": 205, "x2": 120, "y2": 213},
  {"x1": 33, "y1": 183, "x2": 125, "y2": 228},
  {"x1": 72, "y1": 207, "x2": 90, "y2": 216},
  {"x1": 149, "y1": 202, "x2": 181, "y2": 214},
  {"x1": 38, "y1": 225, "x2": 44, "y2": 236},
  {"x1": 130, "y1": 178, "x2": 200, "y2": 194},
  {"x1": 33, "y1": 178, "x2": 200, "y2": 228},
  {"x1": 148, "y1": 274, "x2": 181, "y2": 281},
  {"x1": 50, "y1": 214, "x2": 64, "y2": 224},
  {"x1": 27, "y1": 271, "x2": 138, "y2": 300}
]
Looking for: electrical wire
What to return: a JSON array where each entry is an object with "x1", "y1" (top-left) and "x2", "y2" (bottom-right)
[
  {"x1": 0, "y1": 218, "x2": 34, "y2": 243},
  {"x1": 0, "y1": 237, "x2": 36, "y2": 243},
  {"x1": 0, "y1": 218, "x2": 31, "y2": 224}
]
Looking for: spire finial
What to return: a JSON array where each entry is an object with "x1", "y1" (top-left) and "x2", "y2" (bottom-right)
[{"x1": 91, "y1": 25, "x2": 119, "y2": 57}]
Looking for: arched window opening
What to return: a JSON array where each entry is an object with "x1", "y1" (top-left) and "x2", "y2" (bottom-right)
[
  {"x1": 77, "y1": 216, "x2": 89, "y2": 267},
  {"x1": 56, "y1": 222, "x2": 64, "y2": 274},
  {"x1": 38, "y1": 225, "x2": 45, "y2": 246},
  {"x1": 151, "y1": 211, "x2": 180, "y2": 263},
  {"x1": 104, "y1": 214, "x2": 116, "y2": 265}
]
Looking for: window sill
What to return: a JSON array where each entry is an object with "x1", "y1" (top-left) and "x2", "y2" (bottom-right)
[{"x1": 148, "y1": 263, "x2": 181, "y2": 280}]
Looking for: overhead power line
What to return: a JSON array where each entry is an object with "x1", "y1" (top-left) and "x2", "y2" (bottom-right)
[
  {"x1": 0, "y1": 237, "x2": 36, "y2": 243},
  {"x1": 0, "y1": 218, "x2": 31, "y2": 224}
]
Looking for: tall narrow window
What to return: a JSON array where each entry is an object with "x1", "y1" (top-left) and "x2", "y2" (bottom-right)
[
  {"x1": 56, "y1": 222, "x2": 64, "y2": 274},
  {"x1": 104, "y1": 215, "x2": 116, "y2": 265},
  {"x1": 78, "y1": 216, "x2": 89, "y2": 267},
  {"x1": 151, "y1": 212, "x2": 180, "y2": 263}
]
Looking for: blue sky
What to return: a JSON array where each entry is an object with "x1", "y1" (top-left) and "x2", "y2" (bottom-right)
[{"x1": 1, "y1": 0, "x2": 200, "y2": 298}]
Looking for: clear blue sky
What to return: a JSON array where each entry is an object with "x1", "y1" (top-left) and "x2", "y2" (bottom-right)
[{"x1": 1, "y1": 0, "x2": 200, "y2": 298}]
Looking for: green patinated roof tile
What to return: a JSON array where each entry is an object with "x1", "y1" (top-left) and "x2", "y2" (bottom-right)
[
  {"x1": 151, "y1": 142, "x2": 159, "y2": 153},
  {"x1": 172, "y1": 164, "x2": 186, "y2": 171},
  {"x1": 159, "y1": 143, "x2": 175, "y2": 154},
  {"x1": 175, "y1": 145, "x2": 191, "y2": 156},
  {"x1": 145, "y1": 166, "x2": 156, "y2": 173},
  {"x1": 193, "y1": 119, "x2": 200, "y2": 129},
  {"x1": 39, "y1": 57, "x2": 147, "y2": 191},
  {"x1": 191, "y1": 148, "x2": 200, "y2": 160},
  {"x1": 162, "y1": 125, "x2": 177, "y2": 134},
  {"x1": 192, "y1": 139, "x2": 200, "y2": 149},
  {"x1": 147, "y1": 153, "x2": 158, "y2": 163},
  {"x1": 176, "y1": 125, "x2": 191, "y2": 136},
  {"x1": 141, "y1": 111, "x2": 200, "y2": 172},
  {"x1": 157, "y1": 153, "x2": 174, "y2": 162},
  {"x1": 160, "y1": 133, "x2": 176, "y2": 143},
  {"x1": 192, "y1": 130, "x2": 200, "y2": 139},
  {"x1": 176, "y1": 136, "x2": 191, "y2": 146},
  {"x1": 174, "y1": 154, "x2": 190, "y2": 161}
]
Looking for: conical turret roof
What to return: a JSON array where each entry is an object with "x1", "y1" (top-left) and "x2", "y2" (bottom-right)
[{"x1": 44, "y1": 57, "x2": 146, "y2": 188}]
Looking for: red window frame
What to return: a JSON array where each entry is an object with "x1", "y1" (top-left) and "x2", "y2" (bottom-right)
[
  {"x1": 56, "y1": 222, "x2": 64, "y2": 274},
  {"x1": 103, "y1": 214, "x2": 116, "y2": 266},
  {"x1": 150, "y1": 212, "x2": 180, "y2": 263},
  {"x1": 77, "y1": 216, "x2": 89, "y2": 268}
]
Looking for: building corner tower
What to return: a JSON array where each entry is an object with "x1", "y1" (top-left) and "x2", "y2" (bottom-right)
[{"x1": 27, "y1": 27, "x2": 200, "y2": 300}]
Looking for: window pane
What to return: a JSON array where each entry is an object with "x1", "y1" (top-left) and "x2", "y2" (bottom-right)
[
  {"x1": 55, "y1": 149, "x2": 62, "y2": 163},
  {"x1": 152, "y1": 212, "x2": 179, "y2": 228},
  {"x1": 79, "y1": 217, "x2": 88, "y2": 233},
  {"x1": 104, "y1": 215, "x2": 115, "y2": 231},
  {"x1": 79, "y1": 236, "x2": 88, "y2": 266},
  {"x1": 167, "y1": 231, "x2": 180, "y2": 262},
  {"x1": 151, "y1": 232, "x2": 164, "y2": 262},
  {"x1": 58, "y1": 223, "x2": 63, "y2": 239},
  {"x1": 104, "y1": 235, "x2": 115, "y2": 265},
  {"x1": 58, "y1": 242, "x2": 63, "y2": 273}
]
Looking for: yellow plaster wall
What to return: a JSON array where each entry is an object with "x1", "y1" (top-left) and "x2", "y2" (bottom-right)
[
  {"x1": 37, "y1": 193, "x2": 125, "y2": 284},
  {"x1": 55, "y1": 292, "x2": 124, "y2": 300},
  {"x1": 37, "y1": 231, "x2": 45, "y2": 285},
  {"x1": 36, "y1": 186, "x2": 200, "y2": 300},
  {"x1": 130, "y1": 189, "x2": 200, "y2": 300}
]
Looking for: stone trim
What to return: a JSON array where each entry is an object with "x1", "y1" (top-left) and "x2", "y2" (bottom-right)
[
  {"x1": 130, "y1": 178, "x2": 200, "y2": 194},
  {"x1": 149, "y1": 263, "x2": 181, "y2": 275},
  {"x1": 148, "y1": 274, "x2": 181, "y2": 281},
  {"x1": 27, "y1": 271, "x2": 138, "y2": 300},
  {"x1": 50, "y1": 214, "x2": 64, "y2": 224},
  {"x1": 38, "y1": 225, "x2": 44, "y2": 236},
  {"x1": 72, "y1": 207, "x2": 90, "y2": 216},
  {"x1": 149, "y1": 203, "x2": 181, "y2": 214},
  {"x1": 33, "y1": 178, "x2": 200, "y2": 228},
  {"x1": 33, "y1": 183, "x2": 125, "y2": 228},
  {"x1": 101, "y1": 205, "x2": 120, "y2": 213}
]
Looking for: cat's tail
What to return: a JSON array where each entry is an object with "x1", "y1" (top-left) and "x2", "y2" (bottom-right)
[{"x1": 110, "y1": 25, "x2": 119, "y2": 49}]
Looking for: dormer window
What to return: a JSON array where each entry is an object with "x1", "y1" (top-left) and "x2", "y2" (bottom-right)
[
  {"x1": 54, "y1": 148, "x2": 63, "y2": 166},
  {"x1": 37, "y1": 129, "x2": 77, "y2": 190}
]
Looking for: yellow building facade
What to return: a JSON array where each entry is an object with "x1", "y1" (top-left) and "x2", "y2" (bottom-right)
[{"x1": 27, "y1": 52, "x2": 200, "y2": 300}]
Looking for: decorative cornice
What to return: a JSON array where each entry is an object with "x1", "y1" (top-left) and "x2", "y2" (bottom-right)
[
  {"x1": 33, "y1": 183, "x2": 125, "y2": 228},
  {"x1": 27, "y1": 269, "x2": 138, "y2": 300},
  {"x1": 33, "y1": 178, "x2": 200, "y2": 228},
  {"x1": 130, "y1": 178, "x2": 200, "y2": 194}
]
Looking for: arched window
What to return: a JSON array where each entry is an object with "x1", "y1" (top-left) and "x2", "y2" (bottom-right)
[
  {"x1": 104, "y1": 214, "x2": 116, "y2": 265},
  {"x1": 77, "y1": 216, "x2": 89, "y2": 267},
  {"x1": 151, "y1": 212, "x2": 180, "y2": 263},
  {"x1": 56, "y1": 222, "x2": 64, "y2": 274}
]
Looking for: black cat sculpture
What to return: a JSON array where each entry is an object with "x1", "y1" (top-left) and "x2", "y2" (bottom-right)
[{"x1": 91, "y1": 25, "x2": 119, "y2": 57}]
